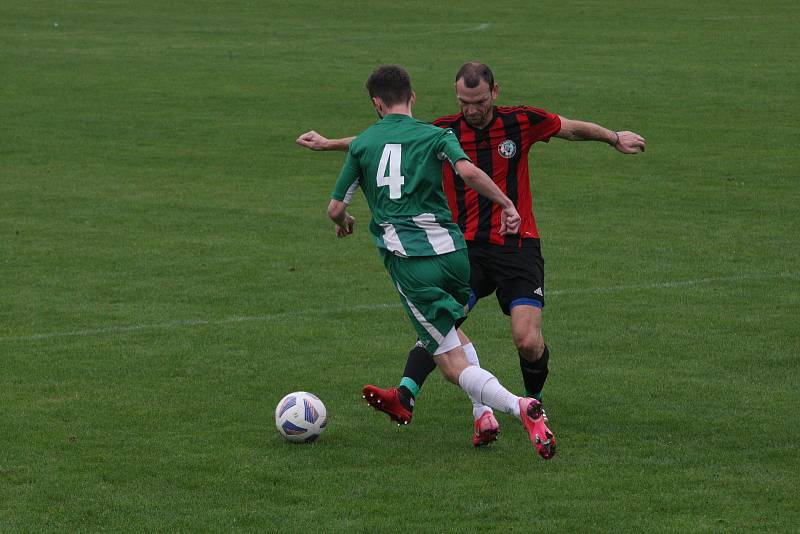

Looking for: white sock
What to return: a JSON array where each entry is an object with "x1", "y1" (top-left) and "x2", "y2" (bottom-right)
[
  {"x1": 462, "y1": 343, "x2": 493, "y2": 420},
  {"x1": 457, "y1": 365, "x2": 521, "y2": 418}
]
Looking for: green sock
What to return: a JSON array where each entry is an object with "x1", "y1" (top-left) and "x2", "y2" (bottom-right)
[
  {"x1": 399, "y1": 377, "x2": 420, "y2": 398},
  {"x1": 525, "y1": 389, "x2": 543, "y2": 401}
]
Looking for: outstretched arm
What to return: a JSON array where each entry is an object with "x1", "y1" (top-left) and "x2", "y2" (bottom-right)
[
  {"x1": 454, "y1": 160, "x2": 521, "y2": 235},
  {"x1": 297, "y1": 131, "x2": 355, "y2": 152},
  {"x1": 555, "y1": 117, "x2": 646, "y2": 154}
]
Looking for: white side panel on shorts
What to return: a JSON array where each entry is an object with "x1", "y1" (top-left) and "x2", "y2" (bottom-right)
[{"x1": 395, "y1": 282, "x2": 444, "y2": 344}]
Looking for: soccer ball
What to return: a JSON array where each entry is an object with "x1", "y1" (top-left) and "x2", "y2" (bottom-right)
[{"x1": 275, "y1": 391, "x2": 328, "y2": 443}]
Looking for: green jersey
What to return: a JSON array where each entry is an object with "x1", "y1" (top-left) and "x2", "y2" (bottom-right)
[{"x1": 331, "y1": 114, "x2": 469, "y2": 257}]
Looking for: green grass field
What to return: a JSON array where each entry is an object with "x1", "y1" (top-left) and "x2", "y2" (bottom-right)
[{"x1": 2, "y1": 1, "x2": 799, "y2": 531}]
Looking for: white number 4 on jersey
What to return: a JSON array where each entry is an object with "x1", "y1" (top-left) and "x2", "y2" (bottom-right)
[{"x1": 376, "y1": 144, "x2": 405, "y2": 199}]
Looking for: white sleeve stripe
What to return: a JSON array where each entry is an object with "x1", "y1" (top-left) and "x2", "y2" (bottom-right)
[{"x1": 342, "y1": 180, "x2": 359, "y2": 204}]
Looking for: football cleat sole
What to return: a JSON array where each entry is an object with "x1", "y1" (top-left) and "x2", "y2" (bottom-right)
[{"x1": 534, "y1": 430, "x2": 556, "y2": 459}]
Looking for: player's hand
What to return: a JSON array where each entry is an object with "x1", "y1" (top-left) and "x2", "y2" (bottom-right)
[
  {"x1": 499, "y1": 205, "x2": 521, "y2": 235},
  {"x1": 297, "y1": 130, "x2": 330, "y2": 151},
  {"x1": 614, "y1": 131, "x2": 646, "y2": 154},
  {"x1": 336, "y1": 214, "x2": 355, "y2": 238}
]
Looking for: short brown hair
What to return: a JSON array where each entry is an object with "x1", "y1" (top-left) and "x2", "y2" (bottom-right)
[
  {"x1": 455, "y1": 61, "x2": 495, "y2": 89},
  {"x1": 366, "y1": 65, "x2": 413, "y2": 107}
]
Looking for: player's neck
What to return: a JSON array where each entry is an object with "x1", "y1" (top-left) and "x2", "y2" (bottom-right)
[
  {"x1": 474, "y1": 108, "x2": 495, "y2": 129},
  {"x1": 382, "y1": 103, "x2": 412, "y2": 117}
]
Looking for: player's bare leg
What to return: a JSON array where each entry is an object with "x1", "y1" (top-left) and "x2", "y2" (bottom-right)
[
  {"x1": 511, "y1": 304, "x2": 545, "y2": 371},
  {"x1": 511, "y1": 304, "x2": 551, "y2": 421}
]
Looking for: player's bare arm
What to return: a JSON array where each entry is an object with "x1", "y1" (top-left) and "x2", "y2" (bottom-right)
[
  {"x1": 454, "y1": 159, "x2": 521, "y2": 235},
  {"x1": 297, "y1": 131, "x2": 355, "y2": 152},
  {"x1": 327, "y1": 199, "x2": 356, "y2": 237},
  {"x1": 555, "y1": 116, "x2": 646, "y2": 154}
]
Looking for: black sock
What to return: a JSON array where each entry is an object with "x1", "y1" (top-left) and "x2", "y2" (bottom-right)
[
  {"x1": 397, "y1": 386, "x2": 415, "y2": 411},
  {"x1": 397, "y1": 344, "x2": 436, "y2": 411},
  {"x1": 519, "y1": 344, "x2": 550, "y2": 400}
]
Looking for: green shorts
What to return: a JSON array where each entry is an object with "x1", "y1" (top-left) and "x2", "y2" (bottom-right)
[{"x1": 380, "y1": 248, "x2": 471, "y2": 354}]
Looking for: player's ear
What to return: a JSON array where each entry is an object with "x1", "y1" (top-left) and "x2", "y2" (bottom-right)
[
  {"x1": 371, "y1": 96, "x2": 383, "y2": 116},
  {"x1": 410, "y1": 91, "x2": 416, "y2": 106},
  {"x1": 491, "y1": 83, "x2": 500, "y2": 101}
]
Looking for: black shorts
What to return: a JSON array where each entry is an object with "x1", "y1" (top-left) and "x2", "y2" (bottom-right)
[{"x1": 466, "y1": 239, "x2": 545, "y2": 315}]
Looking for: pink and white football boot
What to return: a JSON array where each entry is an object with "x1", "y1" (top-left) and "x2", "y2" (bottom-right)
[
  {"x1": 518, "y1": 398, "x2": 556, "y2": 459},
  {"x1": 472, "y1": 410, "x2": 500, "y2": 447}
]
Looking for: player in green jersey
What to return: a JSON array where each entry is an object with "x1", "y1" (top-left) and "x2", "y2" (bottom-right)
[{"x1": 326, "y1": 65, "x2": 555, "y2": 459}]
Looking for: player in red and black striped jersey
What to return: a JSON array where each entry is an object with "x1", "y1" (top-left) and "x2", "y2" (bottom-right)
[
  {"x1": 297, "y1": 61, "x2": 645, "y2": 446},
  {"x1": 433, "y1": 105, "x2": 560, "y2": 245}
]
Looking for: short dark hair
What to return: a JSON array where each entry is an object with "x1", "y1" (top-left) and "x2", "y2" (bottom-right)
[
  {"x1": 366, "y1": 65, "x2": 413, "y2": 107},
  {"x1": 455, "y1": 61, "x2": 495, "y2": 89}
]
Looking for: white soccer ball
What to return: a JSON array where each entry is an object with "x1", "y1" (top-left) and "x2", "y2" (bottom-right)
[{"x1": 275, "y1": 391, "x2": 328, "y2": 443}]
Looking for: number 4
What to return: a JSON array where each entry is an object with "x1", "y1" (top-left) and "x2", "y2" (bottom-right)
[{"x1": 376, "y1": 144, "x2": 405, "y2": 199}]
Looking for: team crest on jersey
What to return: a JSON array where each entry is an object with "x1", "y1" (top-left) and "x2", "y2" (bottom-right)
[{"x1": 498, "y1": 139, "x2": 517, "y2": 158}]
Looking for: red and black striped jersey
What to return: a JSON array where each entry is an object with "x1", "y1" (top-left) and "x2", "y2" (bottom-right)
[{"x1": 433, "y1": 106, "x2": 561, "y2": 245}]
